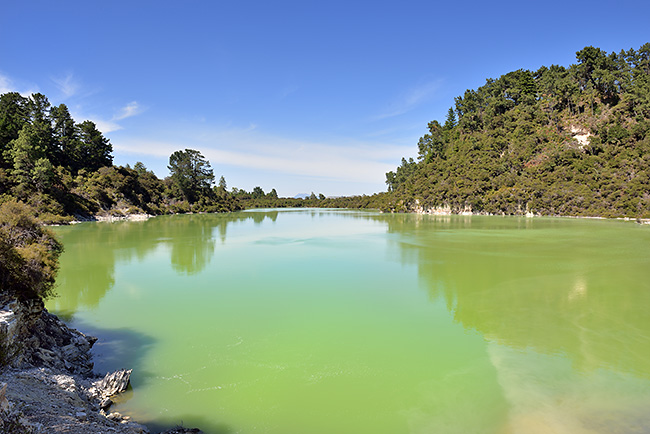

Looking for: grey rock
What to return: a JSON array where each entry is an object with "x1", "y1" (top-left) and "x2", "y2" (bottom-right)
[
  {"x1": 107, "y1": 411, "x2": 123, "y2": 421},
  {"x1": 100, "y1": 397, "x2": 113, "y2": 410},
  {"x1": 160, "y1": 428, "x2": 203, "y2": 434},
  {"x1": 98, "y1": 369, "x2": 133, "y2": 397}
]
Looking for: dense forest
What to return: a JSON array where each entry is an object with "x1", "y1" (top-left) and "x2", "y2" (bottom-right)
[
  {"x1": 0, "y1": 92, "x2": 240, "y2": 223},
  {"x1": 383, "y1": 44, "x2": 650, "y2": 217}
]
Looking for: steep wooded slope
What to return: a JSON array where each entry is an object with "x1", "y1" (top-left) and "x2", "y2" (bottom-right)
[{"x1": 386, "y1": 44, "x2": 650, "y2": 217}]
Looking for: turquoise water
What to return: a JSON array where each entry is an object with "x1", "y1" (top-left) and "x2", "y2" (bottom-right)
[{"x1": 49, "y1": 210, "x2": 650, "y2": 433}]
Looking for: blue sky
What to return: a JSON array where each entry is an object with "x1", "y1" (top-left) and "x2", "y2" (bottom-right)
[{"x1": 1, "y1": 1, "x2": 649, "y2": 197}]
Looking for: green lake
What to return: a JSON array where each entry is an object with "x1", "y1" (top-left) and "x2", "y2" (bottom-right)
[{"x1": 48, "y1": 209, "x2": 650, "y2": 434}]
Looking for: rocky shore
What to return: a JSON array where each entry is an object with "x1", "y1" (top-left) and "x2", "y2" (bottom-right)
[{"x1": 0, "y1": 296, "x2": 200, "y2": 434}]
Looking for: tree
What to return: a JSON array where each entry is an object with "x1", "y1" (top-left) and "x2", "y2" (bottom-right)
[
  {"x1": 168, "y1": 149, "x2": 215, "y2": 203},
  {"x1": 575, "y1": 46, "x2": 618, "y2": 106},
  {"x1": 8, "y1": 124, "x2": 50, "y2": 193},
  {"x1": 444, "y1": 107, "x2": 457, "y2": 130},
  {"x1": 215, "y1": 176, "x2": 228, "y2": 198},
  {"x1": 501, "y1": 69, "x2": 537, "y2": 106},
  {"x1": 32, "y1": 158, "x2": 56, "y2": 192},
  {"x1": 382, "y1": 43, "x2": 650, "y2": 218},
  {"x1": 73, "y1": 120, "x2": 113, "y2": 172},
  {"x1": 218, "y1": 176, "x2": 227, "y2": 190},
  {"x1": 50, "y1": 103, "x2": 76, "y2": 166},
  {"x1": 133, "y1": 161, "x2": 148, "y2": 175},
  {"x1": 0, "y1": 92, "x2": 29, "y2": 167},
  {"x1": 251, "y1": 186, "x2": 265, "y2": 199},
  {"x1": 386, "y1": 170, "x2": 397, "y2": 192},
  {"x1": 417, "y1": 121, "x2": 445, "y2": 162},
  {"x1": 27, "y1": 93, "x2": 51, "y2": 123}
]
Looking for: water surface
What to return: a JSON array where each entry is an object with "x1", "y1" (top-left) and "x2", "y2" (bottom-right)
[{"x1": 49, "y1": 210, "x2": 650, "y2": 433}]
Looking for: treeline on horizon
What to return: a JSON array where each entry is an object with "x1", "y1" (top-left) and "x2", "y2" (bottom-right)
[
  {"x1": 382, "y1": 43, "x2": 650, "y2": 218},
  {"x1": 0, "y1": 90, "x2": 383, "y2": 221}
]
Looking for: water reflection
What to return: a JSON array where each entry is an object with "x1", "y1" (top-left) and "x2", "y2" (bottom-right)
[
  {"x1": 51, "y1": 212, "x2": 281, "y2": 313},
  {"x1": 49, "y1": 210, "x2": 650, "y2": 433},
  {"x1": 53, "y1": 210, "x2": 650, "y2": 379},
  {"x1": 380, "y1": 214, "x2": 650, "y2": 433},
  {"x1": 381, "y1": 214, "x2": 650, "y2": 379},
  {"x1": 167, "y1": 215, "x2": 217, "y2": 275}
]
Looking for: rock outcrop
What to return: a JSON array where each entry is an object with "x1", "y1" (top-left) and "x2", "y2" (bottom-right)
[
  {"x1": 0, "y1": 297, "x2": 202, "y2": 433},
  {"x1": 96, "y1": 368, "x2": 132, "y2": 397},
  {"x1": 0, "y1": 367, "x2": 149, "y2": 433},
  {"x1": 0, "y1": 296, "x2": 96, "y2": 375}
]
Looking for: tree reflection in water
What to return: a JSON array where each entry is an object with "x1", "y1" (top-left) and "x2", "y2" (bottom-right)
[{"x1": 50, "y1": 212, "x2": 281, "y2": 313}]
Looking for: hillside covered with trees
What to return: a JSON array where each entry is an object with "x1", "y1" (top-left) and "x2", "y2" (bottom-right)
[
  {"x1": 0, "y1": 92, "x2": 240, "y2": 222},
  {"x1": 384, "y1": 44, "x2": 650, "y2": 218}
]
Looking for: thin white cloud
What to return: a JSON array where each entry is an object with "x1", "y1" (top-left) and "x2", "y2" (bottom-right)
[
  {"x1": 68, "y1": 106, "x2": 122, "y2": 133},
  {"x1": 0, "y1": 72, "x2": 39, "y2": 96},
  {"x1": 70, "y1": 100, "x2": 145, "y2": 134},
  {"x1": 1, "y1": 72, "x2": 140, "y2": 135},
  {"x1": 114, "y1": 101, "x2": 144, "y2": 120},
  {"x1": 374, "y1": 79, "x2": 443, "y2": 120},
  {"x1": 52, "y1": 73, "x2": 80, "y2": 98},
  {"x1": 93, "y1": 118, "x2": 123, "y2": 133},
  {"x1": 0, "y1": 74, "x2": 11, "y2": 94},
  {"x1": 113, "y1": 126, "x2": 407, "y2": 184}
]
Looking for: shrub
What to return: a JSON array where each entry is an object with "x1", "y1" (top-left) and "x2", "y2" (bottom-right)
[{"x1": 0, "y1": 200, "x2": 63, "y2": 301}]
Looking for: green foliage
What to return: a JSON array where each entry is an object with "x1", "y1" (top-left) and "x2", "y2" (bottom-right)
[
  {"x1": 251, "y1": 186, "x2": 265, "y2": 199},
  {"x1": 386, "y1": 157, "x2": 417, "y2": 192},
  {"x1": 0, "y1": 200, "x2": 63, "y2": 301},
  {"x1": 417, "y1": 121, "x2": 445, "y2": 163},
  {"x1": 0, "y1": 94, "x2": 112, "y2": 178},
  {"x1": 168, "y1": 149, "x2": 215, "y2": 203},
  {"x1": 72, "y1": 120, "x2": 113, "y2": 172},
  {"x1": 218, "y1": 175, "x2": 227, "y2": 190},
  {"x1": 444, "y1": 107, "x2": 456, "y2": 130},
  {"x1": 0, "y1": 92, "x2": 30, "y2": 167},
  {"x1": 0, "y1": 92, "x2": 243, "y2": 219},
  {"x1": 382, "y1": 43, "x2": 650, "y2": 218},
  {"x1": 8, "y1": 124, "x2": 48, "y2": 189},
  {"x1": 236, "y1": 188, "x2": 393, "y2": 212},
  {"x1": 32, "y1": 158, "x2": 56, "y2": 192}
]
